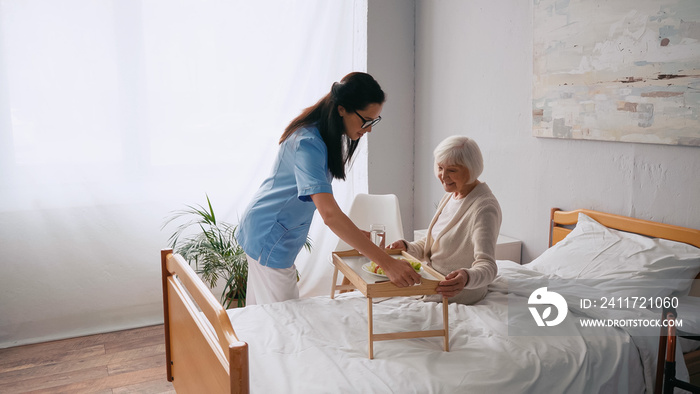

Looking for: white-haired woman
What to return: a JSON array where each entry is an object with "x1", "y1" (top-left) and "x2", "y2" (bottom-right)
[{"x1": 389, "y1": 135, "x2": 502, "y2": 305}]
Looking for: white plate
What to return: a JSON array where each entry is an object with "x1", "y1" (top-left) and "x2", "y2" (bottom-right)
[
  {"x1": 361, "y1": 262, "x2": 424, "y2": 278},
  {"x1": 362, "y1": 262, "x2": 388, "y2": 278}
]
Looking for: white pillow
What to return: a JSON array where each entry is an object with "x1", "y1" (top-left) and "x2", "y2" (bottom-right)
[{"x1": 527, "y1": 212, "x2": 700, "y2": 297}]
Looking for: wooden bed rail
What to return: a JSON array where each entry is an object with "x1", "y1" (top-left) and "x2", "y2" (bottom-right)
[{"x1": 161, "y1": 249, "x2": 250, "y2": 394}]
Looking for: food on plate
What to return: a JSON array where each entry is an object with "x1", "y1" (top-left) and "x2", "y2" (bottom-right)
[
  {"x1": 369, "y1": 261, "x2": 385, "y2": 275},
  {"x1": 408, "y1": 260, "x2": 422, "y2": 271},
  {"x1": 369, "y1": 258, "x2": 421, "y2": 276}
]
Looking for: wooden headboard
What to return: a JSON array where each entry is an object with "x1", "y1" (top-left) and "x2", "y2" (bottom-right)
[{"x1": 549, "y1": 208, "x2": 700, "y2": 296}]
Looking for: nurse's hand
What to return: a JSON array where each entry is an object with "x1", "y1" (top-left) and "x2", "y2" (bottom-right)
[{"x1": 380, "y1": 257, "x2": 421, "y2": 287}]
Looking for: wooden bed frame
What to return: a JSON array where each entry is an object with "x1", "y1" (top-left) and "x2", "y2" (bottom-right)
[
  {"x1": 549, "y1": 208, "x2": 700, "y2": 392},
  {"x1": 160, "y1": 208, "x2": 700, "y2": 393},
  {"x1": 160, "y1": 251, "x2": 249, "y2": 393}
]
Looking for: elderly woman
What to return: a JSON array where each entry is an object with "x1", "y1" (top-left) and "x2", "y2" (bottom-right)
[{"x1": 389, "y1": 135, "x2": 502, "y2": 304}]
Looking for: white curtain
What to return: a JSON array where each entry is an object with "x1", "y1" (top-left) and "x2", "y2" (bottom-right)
[{"x1": 0, "y1": 0, "x2": 367, "y2": 347}]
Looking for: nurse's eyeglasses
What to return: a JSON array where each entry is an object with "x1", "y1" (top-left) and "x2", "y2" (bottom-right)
[{"x1": 354, "y1": 110, "x2": 382, "y2": 129}]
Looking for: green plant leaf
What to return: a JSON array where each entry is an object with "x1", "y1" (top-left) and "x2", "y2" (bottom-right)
[
  {"x1": 162, "y1": 194, "x2": 310, "y2": 309},
  {"x1": 162, "y1": 194, "x2": 249, "y2": 307}
]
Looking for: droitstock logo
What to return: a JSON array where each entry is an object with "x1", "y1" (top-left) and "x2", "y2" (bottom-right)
[{"x1": 528, "y1": 287, "x2": 568, "y2": 327}]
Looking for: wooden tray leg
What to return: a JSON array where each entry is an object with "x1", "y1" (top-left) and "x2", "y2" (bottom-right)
[
  {"x1": 368, "y1": 297, "x2": 374, "y2": 360},
  {"x1": 330, "y1": 266, "x2": 339, "y2": 299},
  {"x1": 339, "y1": 277, "x2": 352, "y2": 294},
  {"x1": 443, "y1": 296, "x2": 450, "y2": 352},
  {"x1": 330, "y1": 266, "x2": 356, "y2": 299}
]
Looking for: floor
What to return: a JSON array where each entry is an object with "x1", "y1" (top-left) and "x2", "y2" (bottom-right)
[{"x1": 0, "y1": 325, "x2": 174, "y2": 394}]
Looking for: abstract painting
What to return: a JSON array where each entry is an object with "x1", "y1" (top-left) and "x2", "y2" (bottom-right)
[{"x1": 533, "y1": 0, "x2": 700, "y2": 146}]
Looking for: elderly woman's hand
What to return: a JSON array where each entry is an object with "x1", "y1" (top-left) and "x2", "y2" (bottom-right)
[
  {"x1": 436, "y1": 269, "x2": 469, "y2": 298},
  {"x1": 387, "y1": 240, "x2": 407, "y2": 251}
]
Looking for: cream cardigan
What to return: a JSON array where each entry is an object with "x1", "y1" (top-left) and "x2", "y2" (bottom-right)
[{"x1": 406, "y1": 183, "x2": 502, "y2": 305}]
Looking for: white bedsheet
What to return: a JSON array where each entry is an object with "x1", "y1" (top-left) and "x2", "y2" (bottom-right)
[{"x1": 225, "y1": 261, "x2": 682, "y2": 393}]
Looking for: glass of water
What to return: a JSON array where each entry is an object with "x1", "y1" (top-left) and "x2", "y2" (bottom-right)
[{"x1": 370, "y1": 224, "x2": 386, "y2": 249}]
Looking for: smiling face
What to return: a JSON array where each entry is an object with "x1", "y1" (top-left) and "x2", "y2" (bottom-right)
[
  {"x1": 436, "y1": 163, "x2": 472, "y2": 197},
  {"x1": 338, "y1": 103, "x2": 383, "y2": 141}
]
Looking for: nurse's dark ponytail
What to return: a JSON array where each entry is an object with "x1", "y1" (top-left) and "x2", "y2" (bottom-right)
[{"x1": 280, "y1": 72, "x2": 385, "y2": 180}]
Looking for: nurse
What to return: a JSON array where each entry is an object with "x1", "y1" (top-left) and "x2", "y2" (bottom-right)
[{"x1": 236, "y1": 72, "x2": 421, "y2": 305}]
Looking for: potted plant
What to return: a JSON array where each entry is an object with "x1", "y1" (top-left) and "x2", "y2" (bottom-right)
[{"x1": 163, "y1": 195, "x2": 248, "y2": 308}]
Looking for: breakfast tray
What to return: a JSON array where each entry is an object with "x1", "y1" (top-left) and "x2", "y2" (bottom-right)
[{"x1": 330, "y1": 249, "x2": 449, "y2": 359}]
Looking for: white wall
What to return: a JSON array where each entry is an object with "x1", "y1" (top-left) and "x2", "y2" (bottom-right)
[
  {"x1": 367, "y1": 0, "x2": 415, "y2": 240},
  {"x1": 412, "y1": 0, "x2": 700, "y2": 263}
]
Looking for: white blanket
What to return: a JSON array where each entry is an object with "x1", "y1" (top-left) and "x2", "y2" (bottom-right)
[{"x1": 226, "y1": 261, "x2": 683, "y2": 393}]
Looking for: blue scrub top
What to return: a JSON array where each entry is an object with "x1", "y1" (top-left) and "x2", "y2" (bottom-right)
[{"x1": 236, "y1": 125, "x2": 333, "y2": 268}]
